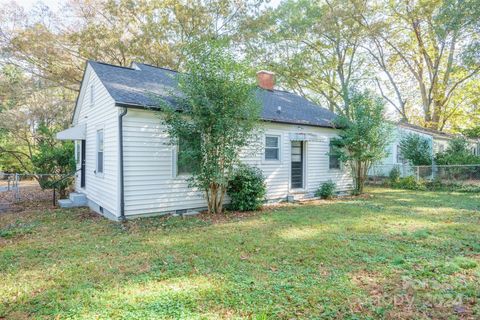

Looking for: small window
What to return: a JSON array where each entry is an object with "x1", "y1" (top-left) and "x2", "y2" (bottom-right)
[
  {"x1": 396, "y1": 145, "x2": 405, "y2": 164},
  {"x1": 265, "y1": 135, "x2": 280, "y2": 160},
  {"x1": 96, "y1": 129, "x2": 104, "y2": 174},
  {"x1": 90, "y1": 84, "x2": 95, "y2": 107},
  {"x1": 329, "y1": 142, "x2": 341, "y2": 170},
  {"x1": 177, "y1": 137, "x2": 195, "y2": 175}
]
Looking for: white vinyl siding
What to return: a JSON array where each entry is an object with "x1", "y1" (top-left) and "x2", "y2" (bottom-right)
[
  {"x1": 90, "y1": 84, "x2": 95, "y2": 107},
  {"x1": 72, "y1": 65, "x2": 119, "y2": 216},
  {"x1": 122, "y1": 109, "x2": 352, "y2": 217}
]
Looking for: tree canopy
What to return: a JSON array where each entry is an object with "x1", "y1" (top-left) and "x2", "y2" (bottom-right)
[{"x1": 0, "y1": 0, "x2": 479, "y2": 173}]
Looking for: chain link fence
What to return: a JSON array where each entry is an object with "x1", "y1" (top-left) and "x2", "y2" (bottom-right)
[
  {"x1": 368, "y1": 164, "x2": 480, "y2": 186},
  {"x1": 0, "y1": 173, "x2": 74, "y2": 213}
]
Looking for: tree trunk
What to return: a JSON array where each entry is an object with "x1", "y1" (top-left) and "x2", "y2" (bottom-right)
[{"x1": 206, "y1": 183, "x2": 225, "y2": 214}]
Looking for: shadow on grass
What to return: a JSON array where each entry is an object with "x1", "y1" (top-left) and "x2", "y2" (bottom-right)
[{"x1": 1, "y1": 188, "x2": 479, "y2": 318}]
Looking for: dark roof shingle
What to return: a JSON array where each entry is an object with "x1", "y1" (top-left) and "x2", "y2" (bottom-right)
[{"x1": 88, "y1": 61, "x2": 338, "y2": 128}]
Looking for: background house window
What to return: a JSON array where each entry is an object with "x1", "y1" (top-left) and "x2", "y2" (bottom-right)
[
  {"x1": 96, "y1": 129, "x2": 104, "y2": 174},
  {"x1": 329, "y1": 142, "x2": 341, "y2": 169},
  {"x1": 396, "y1": 145, "x2": 405, "y2": 163},
  {"x1": 265, "y1": 135, "x2": 280, "y2": 160}
]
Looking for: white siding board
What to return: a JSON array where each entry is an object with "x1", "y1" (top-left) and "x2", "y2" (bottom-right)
[{"x1": 123, "y1": 109, "x2": 352, "y2": 217}]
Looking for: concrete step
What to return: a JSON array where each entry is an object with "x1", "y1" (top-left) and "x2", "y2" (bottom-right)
[
  {"x1": 69, "y1": 192, "x2": 87, "y2": 206},
  {"x1": 58, "y1": 199, "x2": 75, "y2": 208}
]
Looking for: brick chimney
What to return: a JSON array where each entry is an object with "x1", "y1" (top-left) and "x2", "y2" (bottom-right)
[{"x1": 256, "y1": 70, "x2": 275, "y2": 91}]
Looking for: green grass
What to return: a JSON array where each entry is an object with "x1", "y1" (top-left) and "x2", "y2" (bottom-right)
[{"x1": 0, "y1": 188, "x2": 479, "y2": 319}]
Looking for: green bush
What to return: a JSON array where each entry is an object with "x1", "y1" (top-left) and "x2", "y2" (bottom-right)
[
  {"x1": 435, "y1": 137, "x2": 480, "y2": 165},
  {"x1": 315, "y1": 180, "x2": 336, "y2": 199},
  {"x1": 388, "y1": 166, "x2": 401, "y2": 183},
  {"x1": 391, "y1": 176, "x2": 426, "y2": 190},
  {"x1": 227, "y1": 165, "x2": 266, "y2": 211}
]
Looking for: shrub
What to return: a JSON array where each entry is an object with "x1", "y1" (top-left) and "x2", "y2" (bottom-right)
[
  {"x1": 315, "y1": 180, "x2": 336, "y2": 199},
  {"x1": 227, "y1": 165, "x2": 266, "y2": 211},
  {"x1": 435, "y1": 137, "x2": 480, "y2": 165},
  {"x1": 389, "y1": 166, "x2": 401, "y2": 183},
  {"x1": 391, "y1": 176, "x2": 426, "y2": 190}
]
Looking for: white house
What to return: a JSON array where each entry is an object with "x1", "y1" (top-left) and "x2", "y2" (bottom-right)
[
  {"x1": 57, "y1": 61, "x2": 352, "y2": 221},
  {"x1": 372, "y1": 122, "x2": 480, "y2": 177}
]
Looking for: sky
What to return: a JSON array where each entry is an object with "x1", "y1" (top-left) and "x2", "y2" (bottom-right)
[
  {"x1": 0, "y1": 0, "x2": 282, "y2": 10},
  {"x1": 0, "y1": 0, "x2": 60, "y2": 10}
]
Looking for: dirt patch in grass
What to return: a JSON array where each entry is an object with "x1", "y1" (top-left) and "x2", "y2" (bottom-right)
[{"x1": 0, "y1": 185, "x2": 55, "y2": 214}]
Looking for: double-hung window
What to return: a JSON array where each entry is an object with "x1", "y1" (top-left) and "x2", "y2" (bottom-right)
[
  {"x1": 177, "y1": 138, "x2": 193, "y2": 175},
  {"x1": 265, "y1": 135, "x2": 280, "y2": 161},
  {"x1": 96, "y1": 129, "x2": 104, "y2": 175},
  {"x1": 396, "y1": 145, "x2": 405, "y2": 164},
  {"x1": 329, "y1": 142, "x2": 341, "y2": 170}
]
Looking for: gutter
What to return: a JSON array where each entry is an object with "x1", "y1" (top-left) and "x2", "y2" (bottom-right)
[{"x1": 118, "y1": 106, "x2": 128, "y2": 221}]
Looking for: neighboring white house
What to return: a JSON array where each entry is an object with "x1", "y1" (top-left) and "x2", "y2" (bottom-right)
[
  {"x1": 372, "y1": 122, "x2": 480, "y2": 177},
  {"x1": 57, "y1": 61, "x2": 352, "y2": 221}
]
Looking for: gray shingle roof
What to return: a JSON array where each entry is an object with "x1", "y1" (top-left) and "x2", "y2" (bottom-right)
[{"x1": 88, "y1": 60, "x2": 338, "y2": 128}]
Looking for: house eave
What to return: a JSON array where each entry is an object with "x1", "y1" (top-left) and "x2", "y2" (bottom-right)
[{"x1": 114, "y1": 102, "x2": 338, "y2": 129}]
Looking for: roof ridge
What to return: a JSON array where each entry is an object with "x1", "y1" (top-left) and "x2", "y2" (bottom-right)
[
  {"x1": 133, "y1": 61, "x2": 179, "y2": 73},
  {"x1": 88, "y1": 60, "x2": 135, "y2": 71}
]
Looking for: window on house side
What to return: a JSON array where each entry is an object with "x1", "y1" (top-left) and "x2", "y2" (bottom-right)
[
  {"x1": 329, "y1": 142, "x2": 341, "y2": 169},
  {"x1": 177, "y1": 138, "x2": 194, "y2": 175},
  {"x1": 265, "y1": 135, "x2": 280, "y2": 160},
  {"x1": 396, "y1": 145, "x2": 405, "y2": 164},
  {"x1": 96, "y1": 129, "x2": 104, "y2": 174}
]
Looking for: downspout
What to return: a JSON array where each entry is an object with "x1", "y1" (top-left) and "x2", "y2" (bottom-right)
[{"x1": 119, "y1": 107, "x2": 128, "y2": 221}]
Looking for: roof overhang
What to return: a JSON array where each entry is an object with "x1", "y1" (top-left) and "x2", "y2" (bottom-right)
[{"x1": 56, "y1": 124, "x2": 86, "y2": 140}]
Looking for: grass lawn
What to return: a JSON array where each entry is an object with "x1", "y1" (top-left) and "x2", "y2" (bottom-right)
[{"x1": 0, "y1": 188, "x2": 479, "y2": 319}]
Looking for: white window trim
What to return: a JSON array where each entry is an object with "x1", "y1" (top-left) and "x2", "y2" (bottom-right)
[
  {"x1": 328, "y1": 138, "x2": 342, "y2": 171},
  {"x1": 264, "y1": 134, "x2": 281, "y2": 162},
  {"x1": 95, "y1": 126, "x2": 104, "y2": 178}
]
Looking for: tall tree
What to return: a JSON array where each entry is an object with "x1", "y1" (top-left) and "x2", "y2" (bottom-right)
[
  {"x1": 0, "y1": 0, "x2": 262, "y2": 92},
  {"x1": 331, "y1": 90, "x2": 394, "y2": 194},
  {"x1": 361, "y1": 0, "x2": 480, "y2": 130},
  {"x1": 162, "y1": 41, "x2": 261, "y2": 214},
  {"x1": 244, "y1": 0, "x2": 367, "y2": 116}
]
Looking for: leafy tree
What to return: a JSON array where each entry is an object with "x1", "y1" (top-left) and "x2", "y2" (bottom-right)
[
  {"x1": 399, "y1": 133, "x2": 433, "y2": 166},
  {"x1": 462, "y1": 126, "x2": 480, "y2": 139},
  {"x1": 362, "y1": 0, "x2": 480, "y2": 130},
  {"x1": 162, "y1": 41, "x2": 261, "y2": 214},
  {"x1": 331, "y1": 90, "x2": 393, "y2": 194},
  {"x1": 245, "y1": 0, "x2": 367, "y2": 116},
  {"x1": 30, "y1": 125, "x2": 75, "y2": 197},
  {"x1": 0, "y1": 0, "x2": 259, "y2": 91},
  {"x1": 0, "y1": 68, "x2": 72, "y2": 173}
]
